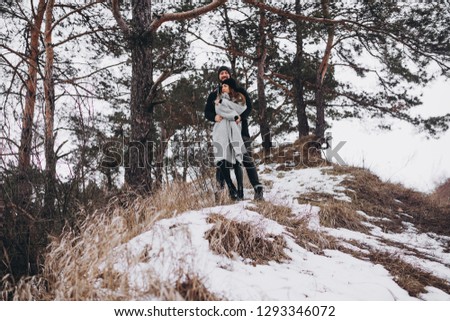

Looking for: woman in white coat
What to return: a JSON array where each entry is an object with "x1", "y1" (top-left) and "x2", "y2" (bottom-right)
[{"x1": 212, "y1": 78, "x2": 247, "y2": 200}]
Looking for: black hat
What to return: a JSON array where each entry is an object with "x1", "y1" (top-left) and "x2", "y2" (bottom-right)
[
  {"x1": 217, "y1": 66, "x2": 232, "y2": 79},
  {"x1": 222, "y1": 78, "x2": 237, "y2": 91}
]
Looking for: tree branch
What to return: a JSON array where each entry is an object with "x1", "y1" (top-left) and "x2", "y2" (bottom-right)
[
  {"x1": 50, "y1": 0, "x2": 105, "y2": 33},
  {"x1": 243, "y1": 0, "x2": 450, "y2": 71},
  {"x1": 57, "y1": 61, "x2": 126, "y2": 84},
  {"x1": 111, "y1": 0, "x2": 131, "y2": 36},
  {"x1": 49, "y1": 27, "x2": 118, "y2": 50},
  {"x1": 243, "y1": 0, "x2": 347, "y2": 25},
  {"x1": 263, "y1": 75, "x2": 293, "y2": 98},
  {"x1": 187, "y1": 30, "x2": 255, "y2": 60},
  {"x1": 0, "y1": 54, "x2": 28, "y2": 105},
  {"x1": 144, "y1": 70, "x2": 172, "y2": 112},
  {"x1": 148, "y1": 0, "x2": 227, "y2": 33}
]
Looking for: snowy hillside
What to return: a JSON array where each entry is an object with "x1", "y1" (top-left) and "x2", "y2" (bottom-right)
[{"x1": 88, "y1": 164, "x2": 450, "y2": 301}]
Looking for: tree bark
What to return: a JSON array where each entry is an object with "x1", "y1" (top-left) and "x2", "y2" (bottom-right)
[
  {"x1": 315, "y1": 0, "x2": 334, "y2": 138},
  {"x1": 293, "y1": 0, "x2": 310, "y2": 138},
  {"x1": 124, "y1": 0, "x2": 155, "y2": 193},
  {"x1": 256, "y1": 2, "x2": 272, "y2": 154},
  {"x1": 18, "y1": 0, "x2": 47, "y2": 197},
  {"x1": 43, "y1": 0, "x2": 57, "y2": 222},
  {"x1": 154, "y1": 124, "x2": 169, "y2": 189}
]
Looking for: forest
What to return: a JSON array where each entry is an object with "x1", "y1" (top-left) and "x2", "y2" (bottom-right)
[{"x1": 1, "y1": 0, "x2": 449, "y2": 296}]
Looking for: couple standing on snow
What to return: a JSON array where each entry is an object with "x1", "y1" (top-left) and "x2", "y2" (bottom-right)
[{"x1": 204, "y1": 66, "x2": 264, "y2": 201}]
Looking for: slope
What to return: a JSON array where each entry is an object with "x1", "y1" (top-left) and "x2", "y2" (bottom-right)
[{"x1": 7, "y1": 154, "x2": 450, "y2": 301}]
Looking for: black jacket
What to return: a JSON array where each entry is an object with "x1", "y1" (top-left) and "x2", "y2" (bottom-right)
[{"x1": 204, "y1": 85, "x2": 252, "y2": 138}]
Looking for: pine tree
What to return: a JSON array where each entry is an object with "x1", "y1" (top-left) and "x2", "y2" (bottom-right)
[
  {"x1": 244, "y1": 0, "x2": 450, "y2": 137},
  {"x1": 108, "y1": 0, "x2": 226, "y2": 193}
]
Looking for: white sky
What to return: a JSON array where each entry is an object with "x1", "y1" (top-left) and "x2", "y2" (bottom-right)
[{"x1": 330, "y1": 78, "x2": 450, "y2": 193}]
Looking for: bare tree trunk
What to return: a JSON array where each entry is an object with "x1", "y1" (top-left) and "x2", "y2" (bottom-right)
[
  {"x1": 315, "y1": 84, "x2": 326, "y2": 138},
  {"x1": 315, "y1": 0, "x2": 334, "y2": 138},
  {"x1": 181, "y1": 128, "x2": 188, "y2": 182},
  {"x1": 124, "y1": 0, "x2": 154, "y2": 193},
  {"x1": 256, "y1": 2, "x2": 271, "y2": 154},
  {"x1": 18, "y1": 0, "x2": 47, "y2": 197},
  {"x1": 294, "y1": 0, "x2": 309, "y2": 138},
  {"x1": 43, "y1": 0, "x2": 57, "y2": 223},
  {"x1": 154, "y1": 124, "x2": 169, "y2": 189}
]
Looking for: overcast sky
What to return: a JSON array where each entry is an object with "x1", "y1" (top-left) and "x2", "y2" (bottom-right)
[{"x1": 330, "y1": 78, "x2": 450, "y2": 193}]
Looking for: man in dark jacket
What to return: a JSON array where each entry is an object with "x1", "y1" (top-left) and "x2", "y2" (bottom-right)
[{"x1": 205, "y1": 66, "x2": 264, "y2": 200}]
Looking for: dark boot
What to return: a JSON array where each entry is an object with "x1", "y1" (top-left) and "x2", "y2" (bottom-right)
[
  {"x1": 214, "y1": 166, "x2": 225, "y2": 203},
  {"x1": 242, "y1": 146, "x2": 262, "y2": 189},
  {"x1": 234, "y1": 162, "x2": 244, "y2": 200},
  {"x1": 216, "y1": 167, "x2": 225, "y2": 189},
  {"x1": 241, "y1": 137, "x2": 264, "y2": 200},
  {"x1": 218, "y1": 161, "x2": 238, "y2": 200},
  {"x1": 237, "y1": 188, "x2": 244, "y2": 200},
  {"x1": 254, "y1": 185, "x2": 264, "y2": 201}
]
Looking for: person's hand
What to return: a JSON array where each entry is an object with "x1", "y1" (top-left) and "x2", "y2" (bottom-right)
[
  {"x1": 235, "y1": 115, "x2": 241, "y2": 124},
  {"x1": 215, "y1": 115, "x2": 223, "y2": 122}
]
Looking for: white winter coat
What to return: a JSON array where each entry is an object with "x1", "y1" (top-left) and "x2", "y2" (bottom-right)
[{"x1": 212, "y1": 93, "x2": 247, "y2": 164}]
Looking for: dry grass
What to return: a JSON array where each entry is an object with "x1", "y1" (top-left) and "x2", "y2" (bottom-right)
[
  {"x1": 6, "y1": 180, "x2": 217, "y2": 300},
  {"x1": 175, "y1": 274, "x2": 222, "y2": 301},
  {"x1": 250, "y1": 202, "x2": 294, "y2": 227},
  {"x1": 141, "y1": 180, "x2": 217, "y2": 216},
  {"x1": 297, "y1": 192, "x2": 338, "y2": 204},
  {"x1": 1, "y1": 275, "x2": 50, "y2": 301},
  {"x1": 325, "y1": 165, "x2": 450, "y2": 236},
  {"x1": 319, "y1": 201, "x2": 369, "y2": 233},
  {"x1": 254, "y1": 135, "x2": 330, "y2": 169},
  {"x1": 369, "y1": 251, "x2": 450, "y2": 297},
  {"x1": 326, "y1": 240, "x2": 450, "y2": 297},
  {"x1": 204, "y1": 214, "x2": 289, "y2": 264},
  {"x1": 252, "y1": 202, "x2": 340, "y2": 255},
  {"x1": 291, "y1": 218, "x2": 341, "y2": 255},
  {"x1": 431, "y1": 178, "x2": 450, "y2": 206},
  {"x1": 251, "y1": 164, "x2": 450, "y2": 296},
  {"x1": 40, "y1": 196, "x2": 175, "y2": 300},
  {"x1": 289, "y1": 165, "x2": 450, "y2": 296}
]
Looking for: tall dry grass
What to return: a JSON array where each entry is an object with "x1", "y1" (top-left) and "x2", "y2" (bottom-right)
[
  {"x1": 255, "y1": 135, "x2": 329, "y2": 170},
  {"x1": 252, "y1": 202, "x2": 340, "y2": 255},
  {"x1": 431, "y1": 177, "x2": 450, "y2": 206},
  {"x1": 326, "y1": 165, "x2": 450, "y2": 236},
  {"x1": 5, "y1": 179, "x2": 218, "y2": 300},
  {"x1": 368, "y1": 251, "x2": 450, "y2": 297},
  {"x1": 319, "y1": 201, "x2": 369, "y2": 233},
  {"x1": 205, "y1": 214, "x2": 290, "y2": 265},
  {"x1": 175, "y1": 274, "x2": 222, "y2": 301}
]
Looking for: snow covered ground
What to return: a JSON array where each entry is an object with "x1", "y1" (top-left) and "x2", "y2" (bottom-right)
[{"x1": 101, "y1": 165, "x2": 450, "y2": 301}]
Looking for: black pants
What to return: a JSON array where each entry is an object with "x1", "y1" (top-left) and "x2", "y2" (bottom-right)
[
  {"x1": 216, "y1": 160, "x2": 243, "y2": 198},
  {"x1": 216, "y1": 136, "x2": 261, "y2": 190}
]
